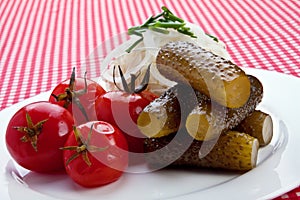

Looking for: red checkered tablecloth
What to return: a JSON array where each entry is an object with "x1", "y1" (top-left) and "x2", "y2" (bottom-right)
[{"x1": 1, "y1": 0, "x2": 300, "y2": 199}]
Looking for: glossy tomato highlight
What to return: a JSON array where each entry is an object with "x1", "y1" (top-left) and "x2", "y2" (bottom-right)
[
  {"x1": 49, "y1": 68, "x2": 106, "y2": 125},
  {"x1": 5, "y1": 101, "x2": 74, "y2": 173},
  {"x1": 96, "y1": 65, "x2": 157, "y2": 153},
  {"x1": 62, "y1": 121, "x2": 128, "y2": 188},
  {"x1": 96, "y1": 91, "x2": 156, "y2": 153}
]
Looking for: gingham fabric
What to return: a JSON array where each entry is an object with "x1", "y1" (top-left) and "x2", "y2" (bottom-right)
[{"x1": 0, "y1": 0, "x2": 299, "y2": 199}]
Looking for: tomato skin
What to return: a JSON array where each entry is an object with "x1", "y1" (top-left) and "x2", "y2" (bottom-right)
[
  {"x1": 95, "y1": 91, "x2": 157, "y2": 153},
  {"x1": 49, "y1": 77, "x2": 106, "y2": 125},
  {"x1": 96, "y1": 91, "x2": 151, "y2": 124},
  {"x1": 63, "y1": 121, "x2": 128, "y2": 188},
  {"x1": 5, "y1": 101, "x2": 74, "y2": 173}
]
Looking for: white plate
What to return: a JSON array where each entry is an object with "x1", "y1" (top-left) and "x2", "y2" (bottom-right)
[{"x1": 1, "y1": 68, "x2": 300, "y2": 200}]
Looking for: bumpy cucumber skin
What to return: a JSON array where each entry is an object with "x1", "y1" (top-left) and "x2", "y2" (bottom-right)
[
  {"x1": 156, "y1": 41, "x2": 251, "y2": 108},
  {"x1": 144, "y1": 129, "x2": 259, "y2": 171},
  {"x1": 186, "y1": 75, "x2": 263, "y2": 141},
  {"x1": 139, "y1": 75, "x2": 263, "y2": 140},
  {"x1": 235, "y1": 110, "x2": 273, "y2": 146},
  {"x1": 137, "y1": 84, "x2": 198, "y2": 138}
]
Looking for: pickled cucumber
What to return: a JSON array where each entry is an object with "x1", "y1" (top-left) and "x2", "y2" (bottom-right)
[
  {"x1": 144, "y1": 129, "x2": 259, "y2": 171},
  {"x1": 235, "y1": 110, "x2": 273, "y2": 146},
  {"x1": 186, "y1": 75, "x2": 263, "y2": 141},
  {"x1": 156, "y1": 41, "x2": 251, "y2": 108},
  {"x1": 137, "y1": 84, "x2": 198, "y2": 138}
]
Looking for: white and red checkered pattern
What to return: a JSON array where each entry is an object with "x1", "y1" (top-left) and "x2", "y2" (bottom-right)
[{"x1": 0, "y1": 0, "x2": 299, "y2": 199}]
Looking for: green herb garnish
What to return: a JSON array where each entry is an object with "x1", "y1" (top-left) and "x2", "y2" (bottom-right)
[
  {"x1": 205, "y1": 33, "x2": 219, "y2": 42},
  {"x1": 126, "y1": 6, "x2": 197, "y2": 53}
]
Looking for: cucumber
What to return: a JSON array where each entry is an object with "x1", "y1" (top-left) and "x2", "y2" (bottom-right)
[
  {"x1": 137, "y1": 84, "x2": 198, "y2": 138},
  {"x1": 186, "y1": 75, "x2": 263, "y2": 141},
  {"x1": 144, "y1": 129, "x2": 259, "y2": 171},
  {"x1": 156, "y1": 41, "x2": 251, "y2": 108},
  {"x1": 235, "y1": 110, "x2": 273, "y2": 146}
]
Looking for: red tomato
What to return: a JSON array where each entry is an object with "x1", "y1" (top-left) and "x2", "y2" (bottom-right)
[
  {"x1": 62, "y1": 121, "x2": 128, "y2": 188},
  {"x1": 5, "y1": 101, "x2": 74, "y2": 173},
  {"x1": 95, "y1": 90, "x2": 157, "y2": 153},
  {"x1": 49, "y1": 69, "x2": 106, "y2": 125}
]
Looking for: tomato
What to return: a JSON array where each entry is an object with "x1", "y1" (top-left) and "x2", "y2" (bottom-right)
[
  {"x1": 5, "y1": 101, "x2": 74, "y2": 173},
  {"x1": 95, "y1": 65, "x2": 157, "y2": 153},
  {"x1": 62, "y1": 121, "x2": 128, "y2": 188},
  {"x1": 49, "y1": 68, "x2": 106, "y2": 125}
]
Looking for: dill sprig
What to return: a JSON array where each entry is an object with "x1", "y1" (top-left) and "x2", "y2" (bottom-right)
[{"x1": 126, "y1": 6, "x2": 197, "y2": 53}]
